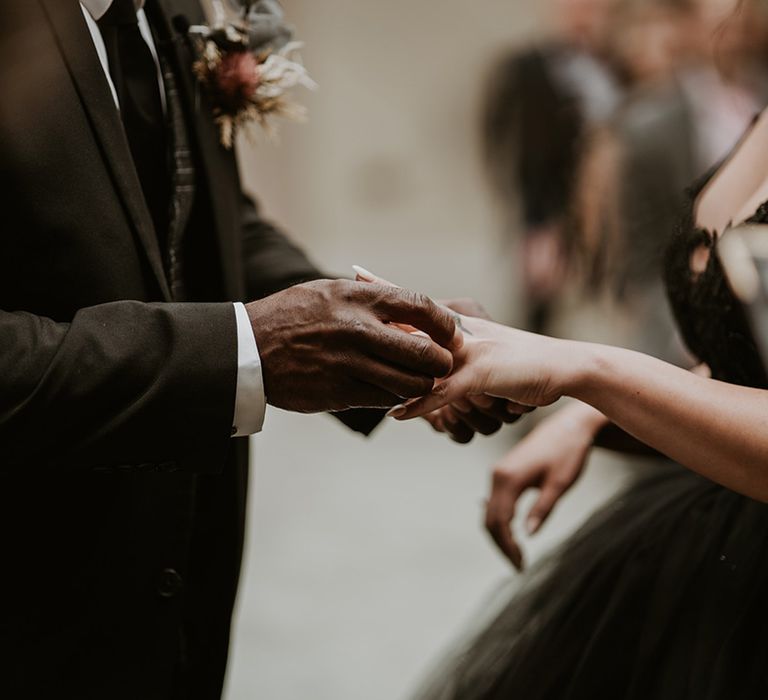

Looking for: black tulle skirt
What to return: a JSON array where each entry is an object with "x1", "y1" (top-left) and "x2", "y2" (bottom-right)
[{"x1": 414, "y1": 467, "x2": 768, "y2": 699}]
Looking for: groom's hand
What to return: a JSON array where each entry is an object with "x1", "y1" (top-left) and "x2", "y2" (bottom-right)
[
  {"x1": 246, "y1": 280, "x2": 459, "y2": 413},
  {"x1": 424, "y1": 396, "x2": 534, "y2": 444}
]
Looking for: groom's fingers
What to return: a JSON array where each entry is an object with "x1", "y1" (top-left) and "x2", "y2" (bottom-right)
[
  {"x1": 449, "y1": 405, "x2": 503, "y2": 437},
  {"x1": 422, "y1": 411, "x2": 448, "y2": 434},
  {"x1": 366, "y1": 286, "x2": 462, "y2": 351},
  {"x1": 476, "y1": 398, "x2": 536, "y2": 428},
  {"x1": 439, "y1": 407, "x2": 477, "y2": 444},
  {"x1": 364, "y1": 324, "x2": 454, "y2": 379},
  {"x1": 353, "y1": 271, "x2": 464, "y2": 351},
  {"x1": 334, "y1": 379, "x2": 403, "y2": 410},
  {"x1": 351, "y1": 358, "x2": 436, "y2": 400},
  {"x1": 434, "y1": 399, "x2": 535, "y2": 444}
]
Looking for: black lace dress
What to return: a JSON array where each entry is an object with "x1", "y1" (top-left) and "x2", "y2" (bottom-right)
[{"x1": 414, "y1": 177, "x2": 768, "y2": 699}]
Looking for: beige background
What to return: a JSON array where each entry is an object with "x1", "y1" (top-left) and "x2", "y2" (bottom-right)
[{"x1": 225, "y1": 2, "x2": 633, "y2": 698}]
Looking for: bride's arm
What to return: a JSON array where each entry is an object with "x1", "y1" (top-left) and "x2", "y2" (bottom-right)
[
  {"x1": 573, "y1": 344, "x2": 768, "y2": 500},
  {"x1": 392, "y1": 319, "x2": 768, "y2": 502}
]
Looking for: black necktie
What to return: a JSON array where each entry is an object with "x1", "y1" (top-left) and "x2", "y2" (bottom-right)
[{"x1": 98, "y1": 0, "x2": 169, "y2": 249}]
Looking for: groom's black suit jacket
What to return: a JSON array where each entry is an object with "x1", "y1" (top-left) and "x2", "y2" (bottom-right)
[{"x1": 0, "y1": 1, "x2": 377, "y2": 697}]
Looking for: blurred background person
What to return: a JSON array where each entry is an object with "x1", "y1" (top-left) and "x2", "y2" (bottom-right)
[
  {"x1": 483, "y1": 0, "x2": 768, "y2": 349},
  {"x1": 482, "y1": 0, "x2": 622, "y2": 334},
  {"x1": 577, "y1": 0, "x2": 768, "y2": 360},
  {"x1": 484, "y1": 0, "x2": 768, "y2": 564}
]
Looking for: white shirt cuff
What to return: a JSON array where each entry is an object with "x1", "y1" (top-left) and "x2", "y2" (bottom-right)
[{"x1": 232, "y1": 302, "x2": 266, "y2": 436}]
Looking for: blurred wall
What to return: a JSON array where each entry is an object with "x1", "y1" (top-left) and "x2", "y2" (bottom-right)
[
  {"x1": 225, "y1": 2, "x2": 630, "y2": 699},
  {"x1": 237, "y1": 0, "x2": 543, "y2": 313}
]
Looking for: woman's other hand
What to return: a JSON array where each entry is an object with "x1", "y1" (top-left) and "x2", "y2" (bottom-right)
[{"x1": 485, "y1": 402, "x2": 607, "y2": 569}]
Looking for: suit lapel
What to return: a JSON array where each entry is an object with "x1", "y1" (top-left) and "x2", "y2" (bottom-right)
[
  {"x1": 150, "y1": 0, "x2": 245, "y2": 302},
  {"x1": 39, "y1": 0, "x2": 172, "y2": 301}
]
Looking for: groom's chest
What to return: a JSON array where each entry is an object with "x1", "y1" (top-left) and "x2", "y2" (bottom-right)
[{"x1": 0, "y1": 0, "x2": 234, "y2": 317}]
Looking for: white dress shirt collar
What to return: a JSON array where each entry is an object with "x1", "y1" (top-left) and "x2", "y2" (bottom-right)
[
  {"x1": 81, "y1": 0, "x2": 146, "y2": 22},
  {"x1": 79, "y1": 0, "x2": 166, "y2": 113}
]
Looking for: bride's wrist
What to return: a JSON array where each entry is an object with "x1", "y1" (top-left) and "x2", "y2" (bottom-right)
[
  {"x1": 558, "y1": 399, "x2": 609, "y2": 434},
  {"x1": 560, "y1": 341, "x2": 612, "y2": 403}
]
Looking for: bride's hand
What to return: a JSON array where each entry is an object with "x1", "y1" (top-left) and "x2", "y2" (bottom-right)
[
  {"x1": 388, "y1": 316, "x2": 576, "y2": 420},
  {"x1": 351, "y1": 267, "x2": 539, "y2": 435},
  {"x1": 485, "y1": 402, "x2": 605, "y2": 569},
  {"x1": 422, "y1": 299, "x2": 537, "y2": 442}
]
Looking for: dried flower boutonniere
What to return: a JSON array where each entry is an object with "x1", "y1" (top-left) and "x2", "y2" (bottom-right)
[{"x1": 189, "y1": 0, "x2": 316, "y2": 148}]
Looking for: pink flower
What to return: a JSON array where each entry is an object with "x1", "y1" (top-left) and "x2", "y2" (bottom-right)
[{"x1": 212, "y1": 50, "x2": 262, "y2": 114}]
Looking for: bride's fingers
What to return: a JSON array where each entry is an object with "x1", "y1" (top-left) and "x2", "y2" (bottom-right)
[
  {"x1": 387, "y1": 373, "x2": 472, "y2": 420},
  {"x1": 491, "y1": 520, "x2": 523, "y2": 571},
  {"x1": 485, "y1": 477, "x2": 524, "y2": 570},
  {"x1": 526, "y1": 482, "x2": 563, "y2": 535},
  {"x1": 353, "y1": 265, "x2": 397, "y2": 287}
]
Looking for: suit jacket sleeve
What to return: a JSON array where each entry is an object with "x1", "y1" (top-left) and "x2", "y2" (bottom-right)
[
  {"x1": 0, "y1": 301, "x2": 239, "y2": 473},
  {"x1": 239, "y1": 193, "x2": 384, "y2": 436},
  {"x1": 241, "y1": 192, "x2": 325, "y2": 299}
]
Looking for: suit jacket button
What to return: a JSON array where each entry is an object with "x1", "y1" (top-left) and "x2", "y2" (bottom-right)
[{"x1": 157, "y1": 568, "x2": 183, "y2": 599}]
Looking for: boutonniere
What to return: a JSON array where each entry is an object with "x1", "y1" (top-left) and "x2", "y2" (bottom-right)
[{"x1": 189, "y1": 0, "x2": 317, "y2": 148}]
